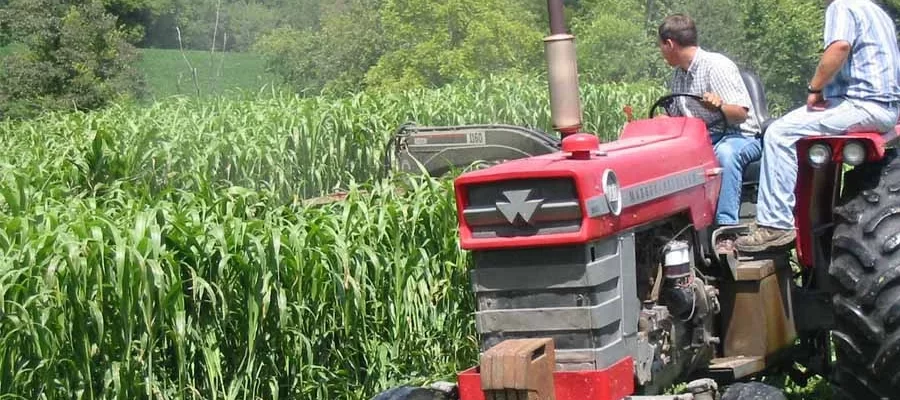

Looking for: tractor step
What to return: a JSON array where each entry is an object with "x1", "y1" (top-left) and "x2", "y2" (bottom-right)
[
  {"x1": 731, "y1": 259, "x2": 775, "y2": 281},
  {"x1": 706, "y1": 356, "x2": 765, "y2": 381}
]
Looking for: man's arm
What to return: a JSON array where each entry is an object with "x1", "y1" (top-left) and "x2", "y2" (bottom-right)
[
  {"x1": 706, "y1": 94, "x2": 749, "y2": 125},
  {"x1": 706, "y1": 63, "x2": 750, "y2": 125},
  {"x1": 808, "y1": 41, "x2": 851, "y2": 92},
  {"x1": 810, "y1": 2, "x2": 856, "y2": 92}
]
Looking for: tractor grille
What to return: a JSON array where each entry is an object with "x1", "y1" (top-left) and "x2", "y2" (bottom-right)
[
  {"x1": 462, "y1": 178, "x2": 582, "y2": 238},
  {"x1": 470, "y1": 233, "x2": 639, "y2": 372}
]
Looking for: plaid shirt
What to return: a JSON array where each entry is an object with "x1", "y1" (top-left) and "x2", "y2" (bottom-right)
[{"x1": 668, "y1": 48, "x2": 760, "y2": 137}]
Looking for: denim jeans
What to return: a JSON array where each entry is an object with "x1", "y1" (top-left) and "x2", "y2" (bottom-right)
[
  {"x1": 757, "y1": 97, "x2": 900, "y2": 230},
  {"x1": 711, "y1": 133, "x2": 763, "y2": 225}
]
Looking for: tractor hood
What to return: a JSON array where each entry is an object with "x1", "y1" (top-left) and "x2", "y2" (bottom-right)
[{"x1": 453, "y1": 117, "x2": 723, "y2": 250}]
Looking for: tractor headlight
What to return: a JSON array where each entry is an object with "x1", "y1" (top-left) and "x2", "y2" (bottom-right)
[
  {"x1": 602, "y1": 169, "x2": 622, "y2": 216},
  {"x1": 842, "y1": 140, "x2": 866, "y2": 166},
  {"x1": 808, "y1": 143, "x2": 832, "y2": 168}
]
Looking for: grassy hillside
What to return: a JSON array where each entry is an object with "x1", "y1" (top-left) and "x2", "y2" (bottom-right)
[
  {"x1": 138, "y1": 48, "x2": 281, "y2": 99},
  {"x1": 0, "y1": 46, "x2": 280, "y2": 100}
]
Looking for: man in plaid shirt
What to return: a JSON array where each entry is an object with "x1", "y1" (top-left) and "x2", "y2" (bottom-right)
[{"x1": 657, "y1": 14, "x2": 762, "y2": 253}]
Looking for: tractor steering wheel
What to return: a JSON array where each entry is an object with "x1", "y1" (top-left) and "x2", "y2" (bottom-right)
[{"x1": 648, "y1": 93, "x2": 729, "y2": 135}]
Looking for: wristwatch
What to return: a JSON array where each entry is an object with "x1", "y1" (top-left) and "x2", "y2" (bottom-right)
[{"x1": 807, "y1": 84, "x2": 822, "y2": 94}]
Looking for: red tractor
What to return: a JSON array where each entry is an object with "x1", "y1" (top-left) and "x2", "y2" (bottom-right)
[{"x1": 376, "y1": 1, "x2": 900, "y2": 399}]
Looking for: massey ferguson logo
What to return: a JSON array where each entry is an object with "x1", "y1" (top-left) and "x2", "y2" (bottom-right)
[{"x1": 496, "y1": 189, "x2": 543, "y2": 225}]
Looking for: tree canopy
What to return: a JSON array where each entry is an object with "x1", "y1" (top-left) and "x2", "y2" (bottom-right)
[{"x1": 4, "y1": 0, "x2": 895, "y2": 116}]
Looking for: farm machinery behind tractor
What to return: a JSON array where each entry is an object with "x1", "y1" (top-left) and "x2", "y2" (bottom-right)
[{"x1": 376, "y1": 1, "x2": 900, "y2": 399}]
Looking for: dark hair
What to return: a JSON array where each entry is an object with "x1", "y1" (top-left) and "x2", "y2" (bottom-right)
[{"x1": 658, "y1": 14, "x2": 698, "y2": 47}]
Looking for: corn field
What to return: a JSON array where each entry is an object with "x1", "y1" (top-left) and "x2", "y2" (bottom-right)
[{"x1": 0, "y1": 74, "x2": 665, "y2": 399}]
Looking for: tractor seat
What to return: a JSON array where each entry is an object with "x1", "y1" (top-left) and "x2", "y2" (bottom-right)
[
  {"x1": 742, "y1": 159, "x2": 761, "y2": 185},
  {"x1": 739, "y1": 69, "x2": 775, "y2": 137},
  {"x1": 737, "y1": 70, "x2": 770, "y2": 186}
]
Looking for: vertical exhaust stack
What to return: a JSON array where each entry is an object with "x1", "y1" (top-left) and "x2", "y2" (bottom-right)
[{"x1": 545, "y1": 0, "x2": 583, "y2": 138}]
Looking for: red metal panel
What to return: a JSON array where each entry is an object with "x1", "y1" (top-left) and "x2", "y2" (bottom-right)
[
  {"x1": 794, "y1": 130, "x2": 892, "y2": 267},
  {"x1": 457, "y1": 357, "x2": 635, "y2": 400},
  {"x1": 454, "y1": 117, "x2": 721, "y2": 251}
]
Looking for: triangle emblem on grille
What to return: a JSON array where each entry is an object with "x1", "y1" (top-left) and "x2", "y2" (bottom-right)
[{"x1": 496, "y1": 189, "x2": 544, "y2": 225}]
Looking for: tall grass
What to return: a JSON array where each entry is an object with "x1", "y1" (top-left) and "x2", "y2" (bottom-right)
[
  {"x1": 137, "y1": 48, "x2": 280, "y2": 100},
  {"x1": 0, "y1": 74, "x2": 665, "y2": 399}
]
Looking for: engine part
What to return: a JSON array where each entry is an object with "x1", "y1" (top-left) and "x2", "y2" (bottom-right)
[
  {"x1": 633, "y1": 228, "x2": 721, "y2": 394},
  {"x1": 663, "y1": 240, "x2": 692, "y2": 280},
  {"x1": 636, "y1": 305, "x2": 673, "y2": 386},
  {"x1": 661, "y1": 240, "x2": 697, "y2": 319}
]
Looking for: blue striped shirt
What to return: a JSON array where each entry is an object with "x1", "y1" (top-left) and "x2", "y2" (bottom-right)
[{"x1": 824, "y1": 0, "x2": 900, "y2": 104}]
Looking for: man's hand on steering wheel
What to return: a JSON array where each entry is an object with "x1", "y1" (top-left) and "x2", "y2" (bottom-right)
[
  {"x1": 648, "y1": 93, "x2": 729, "y2": 134},
  {"x1": 701, "y1": 92, "x2": 723, "y2": 111}
]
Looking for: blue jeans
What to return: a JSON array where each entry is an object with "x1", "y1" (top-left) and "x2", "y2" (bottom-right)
[
  {"x1": 757, "y1": 97, "x2": 900, "y2": 230},
  {"x1": 712, "y1": 133, "x2": 762, "y2": 225}
]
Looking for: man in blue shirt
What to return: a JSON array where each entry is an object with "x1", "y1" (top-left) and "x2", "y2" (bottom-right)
[{"x1": 736, "y1": 0, "x2": 900, "y2": 252}]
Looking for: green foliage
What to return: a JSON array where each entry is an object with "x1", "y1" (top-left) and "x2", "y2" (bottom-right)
[
  {"x1": 667, "y1": 0, "x2": 746, "y2": 56},
  {"x1": 249, "y1": 0, "x2": 832, "y2": 109},
  {"x1": 254, "y1": 0, "x2": 386, "y2": 96},
  {"x1": 253, "y1": 27, "x2": 323, "y2": 94},
  {"x1": 571, "y1": 0, "x2": 668, "y2": 84},
  {"x1": 137, "y1": 48, "x2": 279, "y2": 99},
  {"x1": 619, "y1": 0, "x2": 826, "y2": 112},
  {"x1": 50, "y1": 0, "x2": 866, "y2": 111},
  {"x1": 739, "y1": 0, "x2": 824, "y2": 112},
  {"x1": 137, "y1": 0, "x2": 321, "y2": 51},
  {"x1": 217, "y1": 2, "x2": 281, "y2": 51},
  {"x1": 0, "y1": 75, "x2": 663, "y2": 398},
  {"x1": 0, "y1": 0, "x2": 145, "y2": 119},
  {"x1": 364, "y1": 0, "x2": 544, "y2": 90},
  {"x1": 102, "y1": 0, "x2": 177, "y2": 44},
  {"x1": 255, "y1": 0, "x2": 546, "y2": 94}
]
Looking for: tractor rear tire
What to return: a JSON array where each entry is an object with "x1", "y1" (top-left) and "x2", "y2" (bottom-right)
[
  {"x1": 720, "y1": 382, "x2": 786, "y2": 400},
  {"x1": 830, "y1": 149, "x2": 900, "y2": 399}
]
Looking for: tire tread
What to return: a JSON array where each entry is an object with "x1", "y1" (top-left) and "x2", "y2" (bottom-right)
[{"x1": 830, "y1": 150, "x2": 900, "y2": 399}]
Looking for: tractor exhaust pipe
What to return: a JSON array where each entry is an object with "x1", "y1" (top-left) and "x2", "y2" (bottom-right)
[{"x1": 545, "y1": 0, "x2": 583, "y2": 138}]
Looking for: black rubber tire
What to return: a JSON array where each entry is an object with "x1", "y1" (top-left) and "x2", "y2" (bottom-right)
[
  {"x1": 370, "y1": 386, "x2": 454, "y2": 400},
  {"x1": 720, "y1": 381, "x2": 786, "y2": 400},
  {"x1": 829, "y1": 149, "x2": 900, "y2": 400}
]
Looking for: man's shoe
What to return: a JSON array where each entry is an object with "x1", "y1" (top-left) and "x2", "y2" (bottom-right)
[
  {"x1": 734, "y1": 225, "x2": 796, "y2": 253},
  {"x1": 715, "y1": 233, "x2": 737, "y2": 255}
]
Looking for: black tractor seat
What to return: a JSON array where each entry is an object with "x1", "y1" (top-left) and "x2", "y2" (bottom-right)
[
  {"x1": 740, "y1": 69, "x2": 776, "y2": 139},
  {"x1": 737, "y1": 69, "x2": 772, "y2": 187},
  {"x1": 742, "y1": 159, "x2": 761, "y2": 185}
]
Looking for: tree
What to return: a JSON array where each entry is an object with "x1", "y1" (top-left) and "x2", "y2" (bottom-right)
[
  {"x1": 0, "y1": 0, "x2": 145, "y2": 119},
  {"x1": 570, "y1": 0, "x2": 668, "y2": 84},
  {"x1": 363, "y1": 0, "x2": 545, "y2": 90},
  {"x1": 739, "y1": 0, "x2": 824, "y2": 111},
  {"x1": 102, "y1": 0, "x2": 177, "y2": 45},
  {"x1": 254, "y1": 0, "x2": 386, "y2": 95}
]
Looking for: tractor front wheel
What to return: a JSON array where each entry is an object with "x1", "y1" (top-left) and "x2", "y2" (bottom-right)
[
  {"x1": 370, "y1": 384, "x2": 457, "y2": 400},
  {"x1": 720, "y1": 382, "x2": 786, "y2": 400},
  {"x1": 830, "y1": 149, "x2": 900, "y2": 399}
]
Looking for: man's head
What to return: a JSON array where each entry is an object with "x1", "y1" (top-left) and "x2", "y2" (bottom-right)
[{"x1": 657, "y1": 14, "x2": 698, "y2": 67}]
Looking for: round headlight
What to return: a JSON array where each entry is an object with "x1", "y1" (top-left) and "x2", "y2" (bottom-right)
[
  {"x1": 602, "y1": 169, "x2": 622, "y2": 216},
  {"x1": 842, "y1": 140, "x2": 866, "y2": 166},
  {"x1": 808, "y1": 143, "x2": 832, "y2": 168}
]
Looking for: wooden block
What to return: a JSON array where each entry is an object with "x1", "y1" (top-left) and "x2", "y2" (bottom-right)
[
  {"x1": 480, "y1": 338, "x2": 555, "y2": 400},
  {"x1": 734, "y1": 259, "x2": 775, "y2": 281}
]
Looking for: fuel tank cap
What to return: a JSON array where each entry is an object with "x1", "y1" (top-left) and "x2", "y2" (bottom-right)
[{"x1": 561, "y1": 133, "x2": 600, "y2": 159}]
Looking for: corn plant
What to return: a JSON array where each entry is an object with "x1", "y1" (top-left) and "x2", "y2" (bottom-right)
[{"x1": 0, "y1": 74, "x2": 665, "y2": 399}]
